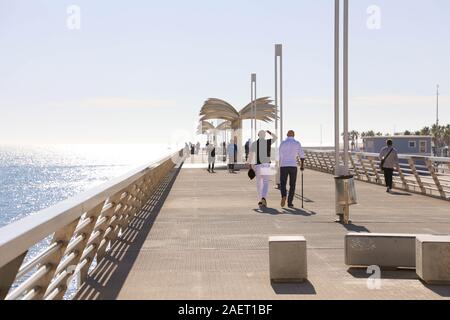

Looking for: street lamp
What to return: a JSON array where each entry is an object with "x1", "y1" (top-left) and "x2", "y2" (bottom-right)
[
  {"x1": 275, "y1": 44, "x2": 283, "y2": 187},
  {"x1": 334, "y1": 0, "x2": 354, "y2": 224},
  {"x1": 436, "y1": 84, "x2": 440, "y2": 127},
  {"x1": 275, "y1": 44, "x2": 283, "y2": 139},
  {"x1": 251, "y1": 73, "x2": 257, "y2": 141}
]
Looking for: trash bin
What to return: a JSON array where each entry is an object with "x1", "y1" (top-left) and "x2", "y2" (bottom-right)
[{"x1": 334, "y1": 175, "x2": 358, "y2": 206}]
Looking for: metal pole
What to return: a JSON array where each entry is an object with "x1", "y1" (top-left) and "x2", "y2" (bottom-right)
[
  {"x1": 280, "y1": 48, "x2": 284, "y2": 139},
  {"x1": 334, "y1": 0, "x2": 340, "y2": 174},
  {"x1": 302, "y1": 170, "x2": 304, "y2": 209},
  {"x1": 343, "y1": 0, "x2": 349, "y2": 174},
  {"x1": 251, "y1": 75, "x2": 254, "y2": 142},
  {"x1": 251, "y1": 74, "x2": 257, "y2": 141},
  {"x1": 275, "y1": 48, "x2": 279, "y2": 140},
  {"x1": 255, "y1": 77, "x2": 257, "y2": 138},
  {"x1": 437, "y1": 84, "x2": 440, "y2": 127}
]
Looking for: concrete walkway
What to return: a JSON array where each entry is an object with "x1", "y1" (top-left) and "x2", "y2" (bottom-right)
[{"x1": 75, "y1": 163, "x2": 450, "y2": 300}]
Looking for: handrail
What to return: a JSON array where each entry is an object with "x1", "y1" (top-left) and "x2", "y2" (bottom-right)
[
  {"x1": 0, "y1": 149, "x2": 184, "y2": 300},
  {"x1": 304, "y1": 150, "x2": 450, "y2": 201}
]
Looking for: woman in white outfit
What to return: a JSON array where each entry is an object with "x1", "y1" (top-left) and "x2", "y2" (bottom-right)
[{"x1": 249, "y1": 130, "x2": 277, "y2": 207}]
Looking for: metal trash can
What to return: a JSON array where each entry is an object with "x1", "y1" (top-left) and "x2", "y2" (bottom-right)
[{"x1": 334, "y1": 175, "x2": 358, "y2": 206}]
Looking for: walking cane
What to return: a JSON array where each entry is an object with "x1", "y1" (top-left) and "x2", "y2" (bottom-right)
[{"x1": 302, "y1": 169, "x2": 304, "y2": 209}]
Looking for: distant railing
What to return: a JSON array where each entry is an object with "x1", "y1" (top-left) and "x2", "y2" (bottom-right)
[
  {"x1": 304, "y1": 149, "x2": 450, "y2": 201},
  {"x1": 0, "y1": 150, "x2": 183, "y2": 300}
]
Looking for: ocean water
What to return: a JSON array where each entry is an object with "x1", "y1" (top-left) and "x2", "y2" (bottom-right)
[
  {"x1": 0, "y1": 144, "x2": 174, "y2": 299},
  {"x1": 0, "y1": 144, "x2": 173, "y2": 228}
]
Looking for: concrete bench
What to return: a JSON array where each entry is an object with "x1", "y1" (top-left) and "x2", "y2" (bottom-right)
[
  {"x1": 416, "y1": 235, "x2": 450, "y2": 284},
  {"x1": 269, "y1": 236, "x2": 307, "y2": 282},
  {"x1": 345, "y1": 233, "x2": 420, "y2": 269}
]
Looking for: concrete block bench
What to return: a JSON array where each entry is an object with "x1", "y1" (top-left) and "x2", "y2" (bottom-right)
[
  {"x1": 269, "y1": 236, "x2": 307, "y2": 282},
  {"x1": 416, "y1": 235, "x2": 450, "y2": 284},
  {"x1": 345, "y1": 233, "x2": 420, "y2": 269}
]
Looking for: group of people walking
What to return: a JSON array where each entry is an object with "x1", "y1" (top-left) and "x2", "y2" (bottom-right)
[
  {"x1": 203, "y1": 131, "x2": 400, "y2": 209},
  {"x1": 204, "y1": 130, "x2": 306, "y2": 209}
]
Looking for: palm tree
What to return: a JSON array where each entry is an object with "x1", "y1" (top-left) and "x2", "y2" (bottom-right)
[
  {"x1": 444, "y1": 124, "x2": 450, "y2": 147},
  {"x1": 420, "y1": 126, "x2": 431, "y2": 136},
  {"x1": 431, "y1": 124, "x2": 445, "y2": 149},
  {"x1": 349, "y1": 130, "x2": 360, "y2": 150}
]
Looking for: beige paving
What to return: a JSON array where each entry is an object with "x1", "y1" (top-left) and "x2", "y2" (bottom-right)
[{"x1": 75, "y1": 162, "x2": 450, "y2": 300}]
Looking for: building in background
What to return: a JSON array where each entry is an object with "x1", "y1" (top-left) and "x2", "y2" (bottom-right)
[{"x1": 363, "y1": 136, "x2": 433, "y2": 156}]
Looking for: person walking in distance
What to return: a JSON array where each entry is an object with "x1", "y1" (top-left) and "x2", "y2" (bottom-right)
[
  {"x1": 249, "y1": 130, "x2": 277, "y2": 208},
  {"x1": 379, "y1": 139, "x2": 399, "y2": 193},
  {"x1": 279, "y1": 130, "x2": 305, "y2": 208},
  {"x1": 245, "y1": 139, "x2": 251, "y2": 162},
  {"x1": 206, "y1": 142, "x2": 216, "y2": 173},
  {"x1": 227, "y1": 139, "x2": 237, "y2": 173}
]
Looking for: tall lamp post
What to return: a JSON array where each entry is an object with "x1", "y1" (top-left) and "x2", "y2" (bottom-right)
[
  {"x1": 275, "y1": 44, "x2": 284, "y2": 139},
  {"x1": 275, "y1": 44, "x2": 283, "y2": 187},
  {"x1": 334, "y1": 0, "x2": 353, "y2": 223},
  {"x1": 251, "y1": 73, "x2": 257, "y2": 141},
  {"x1": 436, "y1": 84, "x2": 440, "y2": 127}
]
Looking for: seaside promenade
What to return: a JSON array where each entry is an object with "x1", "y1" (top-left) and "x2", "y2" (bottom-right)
[{"x1": 73, "y1": 156, "x2": 450, "y2": 300}]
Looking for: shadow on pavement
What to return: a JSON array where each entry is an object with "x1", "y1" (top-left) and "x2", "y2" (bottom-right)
[
  {"x1": 254, "y1": 207, "x2": 317, "y2": 216},
  {"x1": 73, "y1": 164, "x2": 182, "y2": 300},
  {"x1": 390, "y1": 191, "x2": 412, "y2": 196},
  {"x1": 347, "y1": 268, "x2": 418, "y2": 280},
  {"x1": 271, "y1": 280, "x2": 317, "y2": 295},
  {"x1": 342, "y1": 223, "x2": 370, "y2": 233},
  {"x1": 423, "y1": 283, "x2": 450, "y2": 298}
]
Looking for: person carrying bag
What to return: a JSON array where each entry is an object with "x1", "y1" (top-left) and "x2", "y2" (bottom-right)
[{"x1": 379, "y1": 139, "x2": 399, "y2": 193}]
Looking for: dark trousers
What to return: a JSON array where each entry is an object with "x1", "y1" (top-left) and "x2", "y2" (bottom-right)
[
  {"x1": 280, "y1": 167, "x2": 298, "y2": 205},
  {"x1": 384, "y1": 168, "x2": 394, "y2": 189},
  {"x1": 208, "y1": 162, "x2": 215, "y2": 171}
]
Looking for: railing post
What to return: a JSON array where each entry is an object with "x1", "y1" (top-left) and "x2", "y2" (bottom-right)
[
  {"x1": 42, "y1": 201, "x2": 106, "y2": 300},
  {"x1": 0, "y1": 252, "x2": 27, "y2": 299},
  {"x1": 368, "y1": 156, "x2": 382, "y2": 185},
  {"x1": 396, "y1": 165, "x2": 409, "y2": 191},
  {"x1": 408, "y1": 158, "x2": 426, "y2": 194},
  {"x1": 76, "y1": 201, "x2": 117, "y2": 285},
  {"x1": 357, "y1": 154, "x2": 371, "y2": 182},
  {"x1": 425, "y1": 159, "x2": 446, "y2": 198},
  {"x1": 325, "y1": 153, "x2": 333, "y2": 173},
  {"x1": 349, "y1": 153, "x2": 360, "y2": 179}
]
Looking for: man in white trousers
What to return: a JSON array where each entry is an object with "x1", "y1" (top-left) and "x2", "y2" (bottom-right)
[{"x1": 249, "y1": 130, "x2": 277, "y2": 208}]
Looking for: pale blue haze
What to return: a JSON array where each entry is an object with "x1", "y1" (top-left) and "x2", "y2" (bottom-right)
[{"x1": 1, "y1": 0, "x2": 449, "y2": 146}]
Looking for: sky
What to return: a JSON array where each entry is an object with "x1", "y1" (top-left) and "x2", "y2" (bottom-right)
[{"x1": 1, "y1": 0, "x2": 449, "y2": 147}]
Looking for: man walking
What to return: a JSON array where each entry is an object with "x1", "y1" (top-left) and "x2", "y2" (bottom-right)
[
  {"x1": 249, "y1": 130, "x2": 277, "y2": 207},
  {"x1": 206, "y1": 142, "x2": 216, "y2": 173},
  {"x1": 227, "y1": 139, "x2": 237, "y2": 173},
  {"x1": 245, "y1": 139, "x2": 251, "y2": 162},
  {"x1": 379, "y1": 139, "x2": 399, "y2": 193},
  {"x1": 279, "y1": 130, "x2": 305, "y2": 208}
]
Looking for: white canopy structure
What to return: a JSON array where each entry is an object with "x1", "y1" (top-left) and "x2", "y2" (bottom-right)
[
  {"x1": 199, "y1": 97, "x2": 277, "y2": 162},
  {"x1": 197, "y1": 120, "x2": 232, "y2": 145},
  {"x1": 199, "y1": 97, "x2": 277, "y2": 130}
]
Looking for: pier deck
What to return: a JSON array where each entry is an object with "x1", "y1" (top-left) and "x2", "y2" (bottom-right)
[{"x1": 75, "y1": 162, "x2": 450, "y2": 300}]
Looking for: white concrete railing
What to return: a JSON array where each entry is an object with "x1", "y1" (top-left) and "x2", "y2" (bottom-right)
[
  {"x1": 304, "y1": 149, "x2": 450, "y2": 201},
  {"x1": 0, "y1": 150, "x2": 183, "y2": 300}
]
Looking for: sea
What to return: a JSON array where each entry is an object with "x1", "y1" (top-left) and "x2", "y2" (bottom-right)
[{"x1": 0, "y1": 144, "x2": 175, "y2": 298}]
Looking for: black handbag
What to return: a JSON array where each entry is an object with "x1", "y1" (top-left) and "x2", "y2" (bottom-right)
[{"x1": 248, "y1": 168, "x2": 256, "y2": 180}]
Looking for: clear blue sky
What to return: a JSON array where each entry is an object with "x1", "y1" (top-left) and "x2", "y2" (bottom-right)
[{"x1": 1, "y1": 0, "x2": 449, "y2": 146}]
